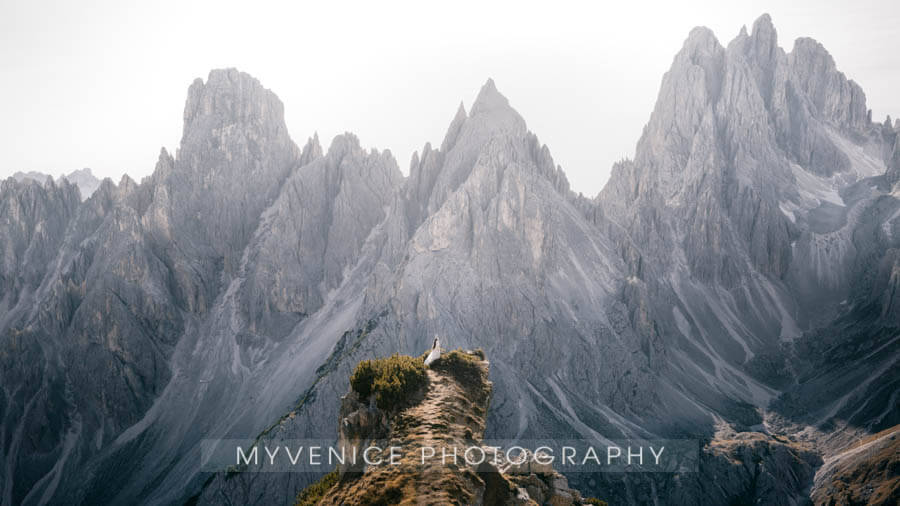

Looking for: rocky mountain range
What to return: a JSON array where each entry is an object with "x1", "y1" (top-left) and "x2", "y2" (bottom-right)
[
  {"x1": 1, "y1": 14, "x2": 897, "y2": 505},
  {"x1": 12, "y1": 168, "x2": 102, "y2": 201}
]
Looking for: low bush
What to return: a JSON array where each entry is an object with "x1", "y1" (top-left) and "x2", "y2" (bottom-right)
[
  {"x1": 350, "y1": 354, "x2": 428, "y2": 412},
  {"x1": 294, "y1": 469, "x2": 339, "y2": 506}
]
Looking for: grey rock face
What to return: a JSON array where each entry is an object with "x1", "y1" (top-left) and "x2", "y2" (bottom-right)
[
  {"x1": 194, "y1": 80, "x2": 661, "y2": 505},
  {"x1": 0, "y1": 173, "x2": 184, "y2": 505},
  {"x1": 11, "y1": 170, "x2": 53, "y2": 184},
  {"x1": 2, "y1": 14, "x2": 899, "y2": 506},
  {"x1": 571, "y1": 427, "x2": 822, "y2": 505},
  {"x1": 240, "y1": 133, "x2": 402, "y2": 339},
  {"x1": 886, "y1": 128, "x2": 900, "y2": 185},
  {"x1": 0, "y1": 177, "x2": 80, "y2": 312},
  {"x1": 591, "y1": 12, "x2": 899, "y2": 503},
  {"x1": 59, "y1": 169, "x2": 102, "y2": 201},
  {"x1": 598, "y1": 11, "x2": 895, "y2": 381},
  {"x1": 13, "y1": 168, "x2": 102, "y2": 201},
  {"x1": 0, "y1": 69, "x2": 307, "y2": 505},
  {"x1": 169, "y1": 68, "x2": 301, "y2": 283}
]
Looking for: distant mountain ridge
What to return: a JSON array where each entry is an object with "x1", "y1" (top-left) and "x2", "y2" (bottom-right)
[
  {"x1": 11, "y1": 167, "x2": 102, "y2": 200},
  {"x1": 0, "y1": 14, "x2": 897, "y2": 506}
]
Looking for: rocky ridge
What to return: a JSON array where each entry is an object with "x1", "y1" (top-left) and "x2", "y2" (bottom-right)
[
  {"x1": 311, "y1": 350, "x2": 593, "y2": 505},
  {"x1": 12, "y1": 168, "x2": 102, "y2": 201}
]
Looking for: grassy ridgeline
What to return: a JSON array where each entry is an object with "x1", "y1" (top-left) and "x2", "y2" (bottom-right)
[
  {"x1": 347, "y1": 349, "x2": 488, "y2": 412},
  {"x1": 427, "y1": 349, "x2": 489, "y2": 403}
]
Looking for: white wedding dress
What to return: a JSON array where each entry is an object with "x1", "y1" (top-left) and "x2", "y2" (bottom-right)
[{"x1": 424, "y1": 337, "x2": 440, "y2": 366}]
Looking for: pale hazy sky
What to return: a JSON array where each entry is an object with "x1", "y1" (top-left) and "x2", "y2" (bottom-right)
[{"x1": 1, "y1": 0, "x2": 898, "y2": 196}]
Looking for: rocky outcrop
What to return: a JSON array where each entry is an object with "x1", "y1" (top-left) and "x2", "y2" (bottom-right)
[
  {"x1": 886, "y1": 129, "x2": 900, "y2": 186},
  {"x1": 810, "y1": 425, "x2": 900, "y2": 505},
  {"x1": 310, "y1": 351, "x2": 592, "y2": 505},
  {"x1": 571, "y1": 425, "x2": 821, "y2": 505}
]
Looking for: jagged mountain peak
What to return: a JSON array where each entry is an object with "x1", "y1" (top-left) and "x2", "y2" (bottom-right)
[
  {"x1": 299, "y1": 132, "x2": 323, "y2": 166},
  {"x1": 752, "y1": 13, "x2": 775, "y2": 36},
  {"x1": 155, "y1": 146, "x2": 174, "y2": 172},
  {"x1": 403, "y1": 79, "x2": 536, "y2": 229},
  {"x1": 748, "y1": 12, "x2": 779, "y2": 57},
  {"x1": 454, "y1": 99, "x2": 467, "y2": 117},
  {"x1": 66, "y1": 167, "x2": 94, "y2": 179},
  {"x1": 790, "y1": 37, "x2": 836, "y2": 68},
  {"x1": 167, "y1": 68, "x2": 301, "y2": 277},
  {"x1": 180, "y1": 68, "x2": 290, "y2": 154},
  {"x1": 472, "y1": 77, "x2": 500, "y2": 107},
  {"x1": 11, "y1": 168, "x2": 102, "y2": 201},
  {"x1": 174, "y1": 66, "x2": 299, "y2": 172},
  {"x1": 10, "y1": 170, "x2": 54, "y2": 186},
  {"x1": 469, "y1": 77, "x2": 525, "y2": 132},
  {"x1": 325, "y1": 132, "x2": 364, "y2": 160},
  {"x1": 680, "y1": 26, "x2": 723, "y2": 58},
  {"x1": 440, "y1": 101, "x2": 468, "y2": 152},
  {"x1": 788, "y1": 36, "x2": 868, "y2": 130},
  {"x1": 322, "y1": 132, "x2": 399, "y2": 171}
]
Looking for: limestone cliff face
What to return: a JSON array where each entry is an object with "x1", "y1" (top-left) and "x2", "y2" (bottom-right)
[
  {"x1": 240, "y1": 133, "x2": 402, "y2": 339},
  {"x1": 597, "y1": 13, "x2": 898, "y2": 431},
  {"x1": 167, "y1": 68, "x2": 302, "y2": 293},
  {"x1": 0, "y1": 172, "x2": 185, "y2": 505},
  {"x1": 0, "y1": 177, "x2": 80, "y2": 309}
]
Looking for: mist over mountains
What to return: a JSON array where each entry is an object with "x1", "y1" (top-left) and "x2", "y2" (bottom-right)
[{"x1": 1, "y1": 14, "x2": 898, "y2": 505}]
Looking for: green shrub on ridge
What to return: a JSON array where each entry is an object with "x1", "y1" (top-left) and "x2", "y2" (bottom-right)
[
  {"x1": 350, "y1": 354, "x2": 428, "y2": 412},
  {"x1": 294, "y1": 469, "x2": 339, "y2": 506}
]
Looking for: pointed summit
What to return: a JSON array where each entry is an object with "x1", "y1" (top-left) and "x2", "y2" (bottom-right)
[
  {"x1": 752, "y1": 13, "x2": 775, "y2": 35},
  {"x1": 471, "y1": 78, "x2": 511, "y2": 116},
  {"x1": 680, "y1": 26, "x2": 722, "y2": 57},
  {"x1": 154, "y1": 147, "x2": 174, "y2": 175},
  {"x1": 468, "y1": 78, "x2": 526, "y2": 134},
  {"x1": 454, "y1": 100, "x2": 467, "y2": 120},
  {"x1": 300, "y1": 133, "x2": 323, "y2": 166},
  {"x1": 750, "y1": 13, "x2": 778, "y2": 53},
  {"x1": 789, "y1": 37, "x2": 868, "y2": 129},
  {"x1": 440, "y1": 101, "x2": 468, "y2": 152},
  {"x1": 169, "y1": 68, "x2": 301, "y2": 275}
]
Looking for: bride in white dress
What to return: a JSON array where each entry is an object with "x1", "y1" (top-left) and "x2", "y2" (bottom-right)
[{"x1": 424, "y1": 337, "x2": 440, "y2": 366}]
